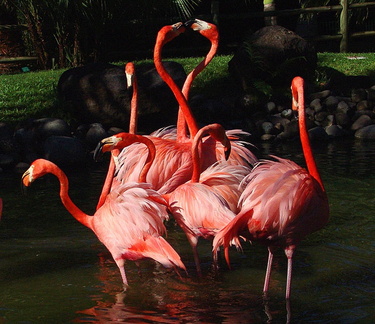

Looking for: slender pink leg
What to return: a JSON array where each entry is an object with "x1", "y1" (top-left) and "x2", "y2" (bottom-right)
[
  {"x1": 285, "y1": 246, "x2": 295, "y2": 300},
  {"x1": 263, "y1": 248, "x2": 274, "y2": 295}
]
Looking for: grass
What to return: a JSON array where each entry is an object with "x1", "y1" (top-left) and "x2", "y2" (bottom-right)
[{"x1": 1, "y1": 53, "x2": 375, "y2": 126}]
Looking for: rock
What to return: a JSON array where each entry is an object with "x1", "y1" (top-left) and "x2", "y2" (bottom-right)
[
  {"x1": 265, "y1": 101, "x2": 277, "y2": 114},
  {"x1": 351, "y1": 115, "x2": 372, "y2": 131},
  {"x1": 84, "y1": 123, "x2": 108, "y2": 151},
  {"x1": 356, "y1": 100, "x2": 370, "y2": 111},
  {"x1": 228, "y1": 25, "x2": 317, "y2": 94},
  {"x1": 310, "y1": 98, "x2": 323, "y2": 113},
  {"x1": 336, "y1": 101, "x2": 350, "y2": 114},
  {"x1": 281, "y1": 109, "x2": 293, "y2": 119},
  {"x1": 335, "y1": 112, "x2": 351, "y2": 128},
  {"x1": 261, "y1": 121, "x2": 274, "y2": 134},
  {"x1": 57, "y1": 61, "x2": 186, "y2": 132},
  {"x1": 309, "y1": 90, "x2": 330, "y2": 101},
  {"x1": 43, "y1": 136, "x2": 86, "y2": 168},
  {"x1": 324, "y1": 96, "x2": 339, "y2": 111},
  {"x1": 354, "y1": 124, "x2": 375, "y2": 140},
  {"x1": 325, "y1": 125, "x2": 347, "y2": 137},
  {"x1": 351, "y1": 88, "x2": 367, "y2": 103},
  {"x1": 309, "y1": 126, "x2": 329, "y2": 141}
]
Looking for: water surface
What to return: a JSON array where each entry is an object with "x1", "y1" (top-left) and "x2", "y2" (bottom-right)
[{"x1": 0, "y1": 138, "x2": 374, "y2": 323}]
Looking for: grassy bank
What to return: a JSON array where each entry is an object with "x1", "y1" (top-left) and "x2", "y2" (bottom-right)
[{"x1": 1, "y1": 53, "x2": 375, "y2": 126}]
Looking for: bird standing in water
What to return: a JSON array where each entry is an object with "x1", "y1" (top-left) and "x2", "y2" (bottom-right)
[
  {"x1": 22, "y1": 135, "x2": 186, "y2": 288},
  {"x1": 213, "y1": 76, "x2": 329, "y2": 299}
]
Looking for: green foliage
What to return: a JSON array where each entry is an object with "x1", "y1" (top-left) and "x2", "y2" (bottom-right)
[{"x1": 1, "y1": 53, "x2": 375, "y2": 126}]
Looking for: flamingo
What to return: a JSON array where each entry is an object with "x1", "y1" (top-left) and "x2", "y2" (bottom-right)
[
  {"x1": 0, "y1": 198, "x2": 2, "y2": 219},
  {"x1": 213, "y1": 76, "x2": 330, "y2": 299},
  {"x1": 22, "y1": 134, "x2": 186, "y2": 288},
  {"x1": 164, "y1": 123, "x2": 241, "y2": 275}
]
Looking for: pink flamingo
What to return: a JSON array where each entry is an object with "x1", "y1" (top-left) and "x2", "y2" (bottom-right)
[
  {"x1": 22, "y1": 134, "x2": 186, "y2": 288},
  {"x1": 213, "y1": 76, "x2": 329, "y2": 299},
  {"x1": 0, "y1": 198, "x2": 3, "y2": 219},
  {"x1": 164, "y1": 123, "x2": 240, "y2": 275}
]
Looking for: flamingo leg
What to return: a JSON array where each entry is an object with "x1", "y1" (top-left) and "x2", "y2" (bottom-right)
[
  {"x1": 115, "y1": 259, "x2": 129, "y2": 288},
  {"x1": 186, "y1": 234, "x2": 201, "y2": 276},
  {"x1": 284, "y1": 245, "x2": 295, "y2": 300},
  {"x1": 263, "y1": 247, "x2": 274, "y2": 295}
]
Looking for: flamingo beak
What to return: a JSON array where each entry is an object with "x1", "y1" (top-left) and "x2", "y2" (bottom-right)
[
  {"x1": 224, "y1": 141, "x2": 231, "y2": 161},
  {"x1": 93, "y1": 136, "x2": 121, "y2": 161},
  {"x1": 185, "y1": 18, "x2": 210, "y2": 31},
  {"x1": 21, "y1": 165, "x2": 34, "y2": 194}
]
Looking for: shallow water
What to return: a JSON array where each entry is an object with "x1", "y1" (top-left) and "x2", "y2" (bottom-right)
[{"x1": 0, "y1": 138, "x2": 374, "y2": 323}]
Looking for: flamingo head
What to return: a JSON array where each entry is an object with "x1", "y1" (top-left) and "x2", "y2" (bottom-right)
[
  {"x1": 125, "y1": 62, "x2": 135, "y2": 89},
  {"x1": 93, "y1": 133, "x2": 129, "y2": 161},
  {"x1": 157, "y1": 22, "x2": 186, "y2": 45},
  {"x1": 291, "y1": 76, "x2": 304, "y2": 112},
  {"x1": 198, "y1": 123, "x2": 231, "y2": 160},
  {"x1": 22, "y1": 159, "x2": 55, "y2": 187},
  {"x1": 185, "y1": 19, "x2": 218, "y2": 44}
]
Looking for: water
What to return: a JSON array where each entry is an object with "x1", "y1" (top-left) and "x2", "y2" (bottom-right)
[{"x1": 0, "y1": 138, "x2": 374, "y2": 323}]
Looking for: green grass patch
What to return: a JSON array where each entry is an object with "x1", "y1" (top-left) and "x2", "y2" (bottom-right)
[{"x1": 1, "y1": 53, "x2": 375, "y2": 126}]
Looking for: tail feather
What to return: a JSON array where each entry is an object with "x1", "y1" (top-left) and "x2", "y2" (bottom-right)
[
  {"x1": 213, "y1": 209, "x2": 254, "y2": 267},
  {"x1": 130, "y1": 236, "x2": 186, "y2": 271}
]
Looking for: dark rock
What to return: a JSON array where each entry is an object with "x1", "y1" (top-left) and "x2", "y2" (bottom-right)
[
  {"x1": 310, "y1": 98, "x2": 323, "y2": 113},
  {"x1": 57, "y1": 61, "x2": 186, "y2": 132},
  {"x1": 43, "y1": 136, "x2": 86, "y2": 168},
  {"x1": 354, "y1": 124, "x2": 375, "y2": 140},
  {"x1": 325, "y1": 125, "x2": 347, "y2": 137},
  {"x1": 228, "y1": 25, "x2": 317, "y2": 94},
  {"x1": 351, "y1": 114, "x2": 372, "y2": 131},
  {"x1": 308, "y1": 126, "x2": 329, "y2": 142},
  {"x1": 84, "y1": 123, "x2": 108, "y2": 151},
  {"x1": 351, "y1": 88, "x2": 367, "y2": 103}
]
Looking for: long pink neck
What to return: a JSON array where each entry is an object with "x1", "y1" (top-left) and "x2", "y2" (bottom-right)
[
  {"x1": 153, "y1": 28, "x2": 199, "y2": 139},
  {"x1": 127, "y1": 65, "x2": 138, "y2": 134},
  {"x1": 96, "y1": 154, "x2": 116, "y2": 210},
  {"x1": 49, "y1": 164, "x2": 93, "y2": 228},
  {"x1": 177, "y1": 31, "x2": 219, "y2": 142},
  {"x1": 293, "y1": 79, "x2": 325, "y2": 191},
  {"x1": 136, "y1": 135, "x2": 156, "y2": 183}
]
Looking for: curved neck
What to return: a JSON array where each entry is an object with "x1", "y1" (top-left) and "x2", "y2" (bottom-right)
[
  {"x1": 293, "y1": 80, "x2": 325, "y2": 191},
  {"x1": 50, "y1": 165, "x2": 93, "y2": 228},
  {"x1": 153, "y1": 27, "x2": 199, "y2": 139},
  {"x1": 191, "y1": 123, "x2": 227, "y2": 182},
  {"x1": 177, "y1": 35, "x2": 219, "y2": 142},
  {"x1": 114, "y1": 133, "x2": 155, "y2": 183},
  {"x1": 136, "y1": 136, "x2": 156, "y2": 183}
]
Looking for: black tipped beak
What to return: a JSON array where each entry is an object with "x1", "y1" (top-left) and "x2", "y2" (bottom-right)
[
  {"x1": 224, "y1": 145, "x2": 231, "y2": 161},
  {"x1": 184, "y1": 19, "x2": 196, "y2": 27},
  {"x1": 93, "y1": 141, "x2": 105, "y2": 162},
  {"x1": 21, "y1": 170, "x2": 29, "y2": 195}
]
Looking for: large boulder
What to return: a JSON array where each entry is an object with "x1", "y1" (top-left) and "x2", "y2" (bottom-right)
[
  {"x1": 229, "y1": 25, "x2": 317, "y2": 97},
  {"x1": 57, "y1": 61, "x2": 186, "y2": 132}
]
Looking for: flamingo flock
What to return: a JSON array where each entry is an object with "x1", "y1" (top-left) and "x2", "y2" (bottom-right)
[{"x1": 21, "y1": 19, "x2": 329, "y2": 300}]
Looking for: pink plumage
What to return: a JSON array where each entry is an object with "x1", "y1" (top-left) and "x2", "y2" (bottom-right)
[{"x1": 213, "y1": 76, "x2": 329, "y2": 300}]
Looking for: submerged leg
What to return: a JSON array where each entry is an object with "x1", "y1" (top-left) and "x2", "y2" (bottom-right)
[
  {"x1": 263, "y1": 247, "x2": 274, "y2": 295},
  {"x1": 284, "y1": 245, "x2": 295, "y2": 300}
]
